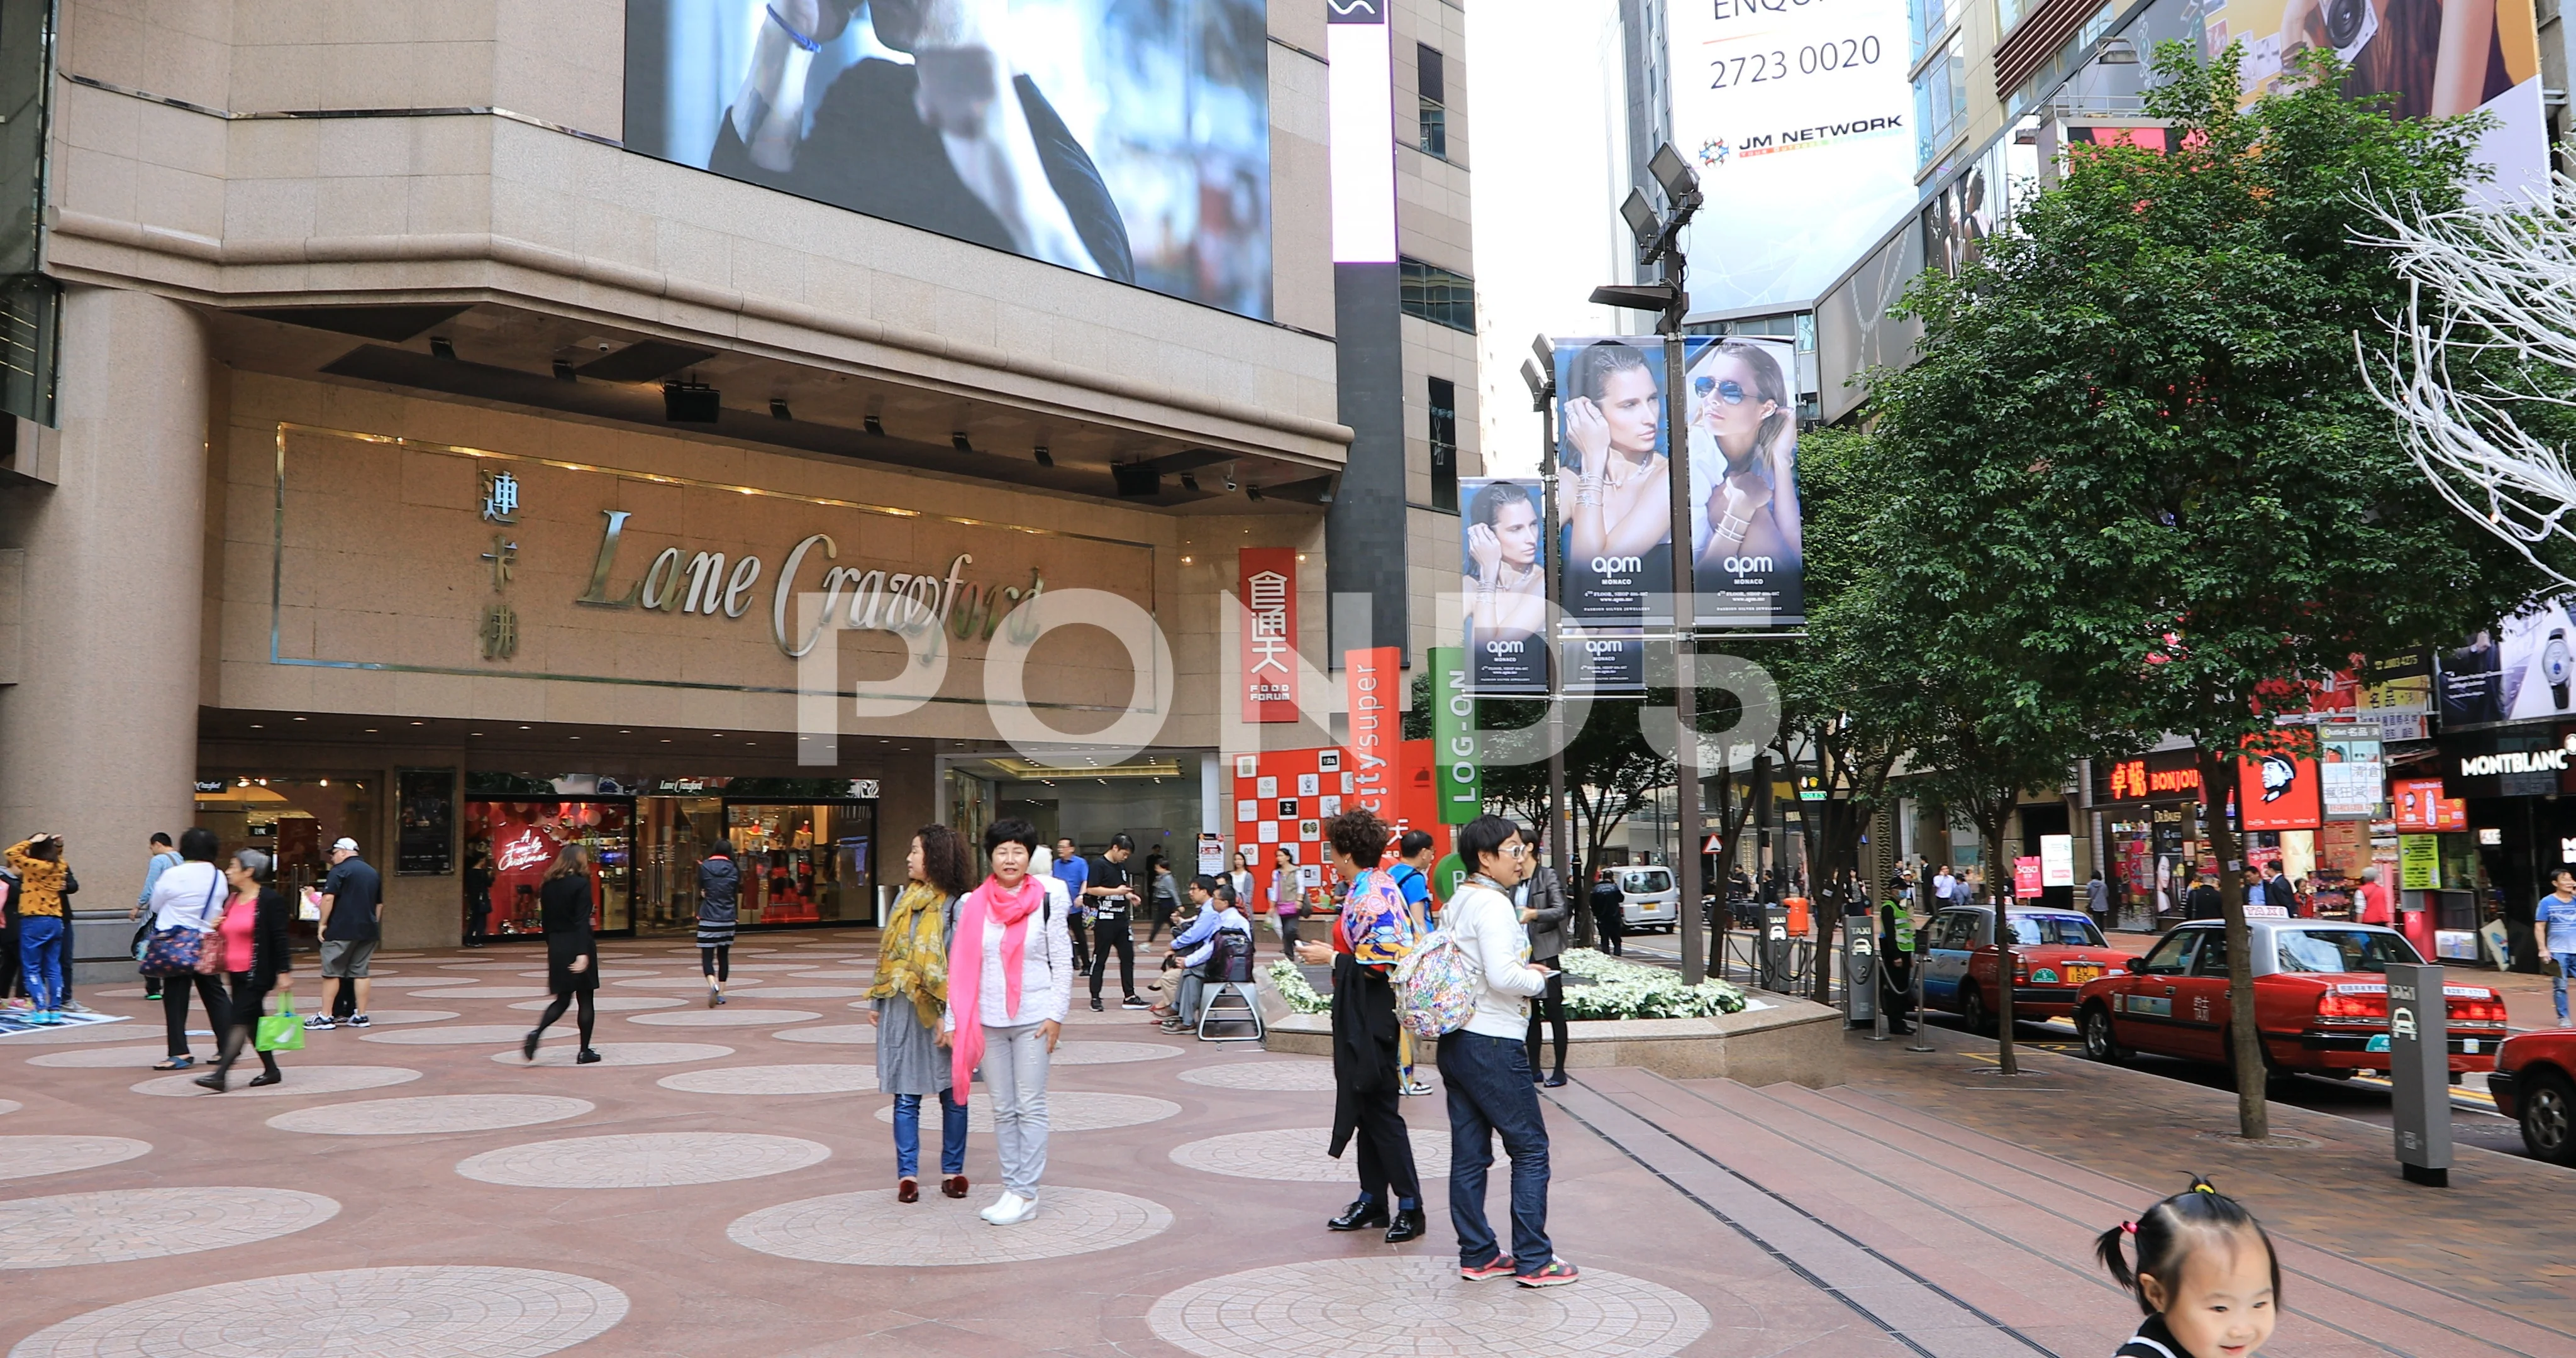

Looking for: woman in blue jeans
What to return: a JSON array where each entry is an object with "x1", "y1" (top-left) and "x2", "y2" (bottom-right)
[
  {"x1": 1437, "y1": 815, "x2": 1578, "y2": 1287},
  {"x1": 874, "y1": 824, "x2": 980, "y2": 1202}
]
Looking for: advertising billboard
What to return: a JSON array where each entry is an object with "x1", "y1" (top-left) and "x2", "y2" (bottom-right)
[
  {"x1": 2438, "y1": 595, "x2": 2576, "y2": 731},
  {"x1": 2199, "y1": 0, "x2": 2546, "y2": 205},
  {"x1": 1685, "y1": 335, "x2": 1806, "y2": 626},
  {"x1": 1667, "y1": 0, "x2": 1919, "y2": 313},
  {"x1": 1553, "y1": 336, "x2": 1694, "y2": 628},
  {"x1": 624, "y1": 0, "x2": 1274, "y2": 319},
  {"x1": 1460, "y1": 477, "x2": 1548, "y2": 696}
]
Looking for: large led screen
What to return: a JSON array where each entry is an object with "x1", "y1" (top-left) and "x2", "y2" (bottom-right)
[{"x1": 626, "y1": 0, "x2": 1274, "y2": 319}]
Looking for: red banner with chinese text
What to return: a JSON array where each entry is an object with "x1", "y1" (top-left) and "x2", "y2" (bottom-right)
[{"x1": 1238, "y1": 549, "x2": 1298, "y2": 722}]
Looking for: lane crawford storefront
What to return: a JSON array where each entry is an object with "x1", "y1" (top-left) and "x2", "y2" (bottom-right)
[{"x1": 180, "y1": 378, "x2": 1326, "y2": 950}]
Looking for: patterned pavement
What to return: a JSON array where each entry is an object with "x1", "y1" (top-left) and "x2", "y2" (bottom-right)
[{"x1": 5, "y1": 926, "x2": 2565, "y2": 1357}]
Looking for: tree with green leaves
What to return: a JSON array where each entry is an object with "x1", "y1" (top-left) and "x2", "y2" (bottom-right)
[{"x1": 1862, "y1": 45, "x2": 2530, "y2": 1133}]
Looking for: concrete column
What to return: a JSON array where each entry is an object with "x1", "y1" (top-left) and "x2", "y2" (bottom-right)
[{"x1": 0, "y1": 287, "x2": 209, "y2": 948}]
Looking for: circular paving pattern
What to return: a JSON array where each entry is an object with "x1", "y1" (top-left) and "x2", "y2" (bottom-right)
[
  {"x1": 0, "y1": 1021, "x2": 156, "y2": 1045},
  {"x1": 732, "y1": 986, "x2": 869, "y2": 999},
  {"x1": 0, "y1": 1187, "x2": 340, "y2": 1270},
  {"x1": 728, "y1": 1186, "x2": 1170, "y2": 1266},
  {"x1": 625, "y1": 1008, "x2": 821, "y2": 1028},
  {"x1": 1169, "y1": 1127, "x2": 1451, "y2": 1183},
  {"x1": 361, "y1": 1025, "x2": 572, "y2": 1046},
  {"x1": 268, "y1": 1095, "x2": 596, "y2": 1137},
  {"x1": 436, "y1": 961, "x2": 544, "y2": 972},
  {"x1": 613, "y1": 976, "x2": 766, "y2": 990},
  {"x1": 7, "y1": 1264, "x2": 626, "y2": 1355},
  {"x1": 492, "y1": 1042, "x2": 735, "y2": 1068},
  {"x1": 0, "y1": 1135, "x2": 151, "y2": 1181},
  {"x1": 1050, "y1": 1041, "x2": 1182, "y2": 1066},
  {"x1": 655, "y1": 1064, "x2": 880, "y2": 1095},
  {"x1": 28, "y1": 1046, "x2": 180, "y2": 1069},
  {"x1": 347, "y1": 1010, "x2": 463, "y2": 1026},
  {"x1": 511, "y1": 969, "x2": 656, "y2": 980},
  {"x1": 702, "y1": 963, "x2": 812, "y2": 971},
  {"x1": 782, "y1": 969, "x2": 874, "y2": 980},
  {"x1": 0, "y1": 1099, "x2": 18, "y2": 1116},
  {"x1": 770, "y1": 1024, "x2": 877, "y2": 1045},
  {"x1": 506, "y1": 995, "x2": 684, "y2": 1012},
  {"x1": 1178, "y1": 1060, "x2": 1340, "y2": 1092},
  {"x1": 1059, "y1": 1007, "x2": 1149, "y2": 1026},
  {"x1": 871, "y1": 1091, "x2": 1180, "y2": 1133},
  {"x1": 456, "y1": 1132, "x2": 828, "y2": 1188},
  {"x1": 1146, "y1": 1256, "x2": 1712, "y2": 1358},
  {"x1": 130, "y1": 1066, "x2": 422, "y2": 1098},
  {"x1": 404, "y1": 986, "x2": 551, "y2": 1000}
]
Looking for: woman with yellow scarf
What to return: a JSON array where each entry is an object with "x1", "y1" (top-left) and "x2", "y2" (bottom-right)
[{"x1": 872, "y1": 824, "x2": 977, "y2": 1202}]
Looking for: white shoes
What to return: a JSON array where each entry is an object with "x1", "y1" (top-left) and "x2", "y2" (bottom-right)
[{"x1": 979, "y1": 1191, "x2": 1038, "y2": 1225}]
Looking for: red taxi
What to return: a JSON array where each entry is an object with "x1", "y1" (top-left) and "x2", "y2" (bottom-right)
[
  {"x1": 1917, "y1": 906, "x2": 2140, "y2": 1031},
  {"x1": 2487, "y1": 1029, "x2": 2576, "y2": 1166},
  {"x1": 2074, "y1": 920, "x2": 2510, "y2": 1084}
]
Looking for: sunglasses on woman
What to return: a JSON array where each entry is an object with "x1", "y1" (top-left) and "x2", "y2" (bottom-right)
[{"x1": 1693, "y1": 376, "x2": 1750, "y2": 405}]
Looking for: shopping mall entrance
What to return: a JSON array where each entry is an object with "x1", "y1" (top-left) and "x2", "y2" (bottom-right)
[{"x1": 462, "y1": 780, "x2": 878, "y2": 941}]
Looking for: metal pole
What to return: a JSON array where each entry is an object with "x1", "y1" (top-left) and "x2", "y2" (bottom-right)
[
  {"x1": 1666, "y1": 324, "x2": 1704, "y2": 986},
  {"x1": 1541, "y1": 387, "x2": 1570, "y2": 933}
]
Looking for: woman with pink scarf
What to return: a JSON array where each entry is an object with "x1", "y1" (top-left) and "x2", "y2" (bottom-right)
[{"x1": 939, "y1": 817, "x2": 1074, "y2": 1225}]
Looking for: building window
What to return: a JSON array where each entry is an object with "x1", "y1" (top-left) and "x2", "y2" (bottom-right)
[
  {"x1": 1399, "y1": 258, "x2": 1475, "y2": 333},
  {"x1": 1418, "y1": 44, "x2": 1448, "y2": 158},
  {"x1": 1913, "y1": 40, "x2": 1968, "y2": 167},
  {"x1": 1428, "y1": 377, "x2": 1459, "y2": 513}
]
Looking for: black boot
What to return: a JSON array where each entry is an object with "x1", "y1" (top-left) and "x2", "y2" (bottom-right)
[
  {"x1": 1384, "y1": 1207, "x2": 1427, "y2": 1243},
  {"x1": 1327, "y1": 1196, "x2": 1389, "y2": 1232}
]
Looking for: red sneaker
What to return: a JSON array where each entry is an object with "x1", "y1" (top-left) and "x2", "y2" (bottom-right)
[
  {"x1": 1459, "y1": 1256, "x2": 1516, "y2": 1282},
  {"x1": 1518, "y1": 1260, "x2": 1580, "y2": 1288}
]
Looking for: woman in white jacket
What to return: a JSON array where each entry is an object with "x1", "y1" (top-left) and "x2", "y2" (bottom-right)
[
  {"x1": 941, "y1": 818, "x2": 1074, "y2": 1225},
  {"x1": 1438, "y1": 815, "x2": 1577, "y2": 1288},
  {"x1": 146, "y1": 827, "x2": 232, "y2": 1071}
]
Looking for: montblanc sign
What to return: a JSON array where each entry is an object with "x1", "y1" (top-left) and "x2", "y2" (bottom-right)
[{"x1": 2455, "y1": 748, "x2": 2568, "y2": 778}]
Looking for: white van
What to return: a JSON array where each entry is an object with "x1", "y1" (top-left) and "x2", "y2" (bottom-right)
[{"x1": 1616, "y1": 866, "x2": 1678, "y2": 933}]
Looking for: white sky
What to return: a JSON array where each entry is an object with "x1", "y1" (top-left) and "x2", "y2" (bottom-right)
[{"x1": 1465, "y1": 0, "x2": 1640, "y2": 478}]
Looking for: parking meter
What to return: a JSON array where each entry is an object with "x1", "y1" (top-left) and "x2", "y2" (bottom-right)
[
  {"x1": 2385, "y1": 961, "x2": 2451, "y2": 1187},
  {"x1": 1843, "y1": 919, "x2": 1877, "y2": 1027},
  {"x1": 1760, "y1": 905, "x2": 1790, "y2": 991}
]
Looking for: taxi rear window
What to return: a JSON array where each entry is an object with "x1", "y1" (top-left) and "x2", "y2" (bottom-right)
[
  {"x1": 2009, "y1": 915, "x2": 2106, "y2": 947},
  {"x1": 2275, "y1": 929, "x2": 2422, "y2": 974}
]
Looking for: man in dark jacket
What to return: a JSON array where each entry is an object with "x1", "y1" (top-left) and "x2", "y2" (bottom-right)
[
  {"x1": 2185, "y1": 872, "x2": 2224, "y2": 922},
  {"x1": 1517, "y1": 834, "x2": 1571, "y2": 1086},
  {"x1": 1589, "y1": 872, "x2": 1625, "y2": 956}
]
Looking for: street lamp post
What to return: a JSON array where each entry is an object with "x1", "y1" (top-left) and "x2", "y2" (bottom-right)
[
  {"x1": 1519, "y1": 338, "x2": 1572, "y2": 941},
  {"x1": 1592, "y1": 143, "x2": 1706, "y2": 984}
]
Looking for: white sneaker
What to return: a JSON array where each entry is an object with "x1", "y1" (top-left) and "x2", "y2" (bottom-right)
[{"x1": 980, "y1": 1191, "x2": 1040, "y2": 1225}]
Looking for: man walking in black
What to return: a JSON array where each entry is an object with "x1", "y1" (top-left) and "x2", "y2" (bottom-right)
[{"x1": 1085, "y1": 834, "x2": 1146, "y2": 1011}]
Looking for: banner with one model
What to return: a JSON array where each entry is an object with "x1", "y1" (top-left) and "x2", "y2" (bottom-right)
[
  {"x1": 1553, "y1": 336, "x2": 1704, "y2": 629},
  {"x1": 1460, "y1": 476, "x2": 1548, "y2": 695},
  {"x1": 1684, "y1": 334, "x2": 1806, "y2": 628}
]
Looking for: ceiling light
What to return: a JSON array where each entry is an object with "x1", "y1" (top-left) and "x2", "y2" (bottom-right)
[
  {"x1": 364, "y1": 728, "x2": 377, "y2": 733},
  {"x1": 1034, "y1": 445, "x2": 1055, "y2": 468},
  {"x1": 769, "y1": 397, "x2": 793, "y2": 420},
  {"x1": 1180, "y1": 473, "x2": 1200, "y2": 492},
  {"x1": 553, "y1": 358, "x2": 577, "y2": 382},
  {"x1": 430, "y1": 336, "x2": 457, "y2": 360},
  {"x1": 250, "y1": 723, "x2": 263, "y2": 729},
  {"x1": 863, "y1": 414, "x2": 886, "y2": 436},
  {"x1": 411, "y1": 720, "x2": 426, "y2": 726},
  {"x1": 952, "y1": 431, "x2": 974, "y2": 453}
]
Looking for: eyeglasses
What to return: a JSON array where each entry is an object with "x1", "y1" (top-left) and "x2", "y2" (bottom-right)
[
  {"x1": 1503, "y1": 843, "x2": 1530, "y2": 859},
  {"x1": 1692, "y1": 376, "x2": 1750, "y2": 405}
]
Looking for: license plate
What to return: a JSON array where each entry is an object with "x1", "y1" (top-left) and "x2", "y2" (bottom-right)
[
  {"x1": 2067, "y1": 964, "x2": 2102, "y2": 985},
  {"x1": 2366, "y1": 1035, "x2": 2391, "y2": 1052},
  {"x1": 2465, "y1": 1038, "x2": 2479, "y2": 1054}
]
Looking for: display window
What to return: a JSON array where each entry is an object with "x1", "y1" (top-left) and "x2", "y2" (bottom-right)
[
  {"x1": 195, "y1": 776, "x2": 379, "y2": 939},
  {"x1": 726, "y1": 802, "x2": 874, "y2": 927},
  {"x1": 463, "y1": 800, "x2": 633, "y2": 939}
]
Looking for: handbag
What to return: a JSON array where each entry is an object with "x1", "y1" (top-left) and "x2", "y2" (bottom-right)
[
  {"x1": 256, "y1": 996, "x2": 306, "y2": 1053},
  {"x1": 139, "y1": 877, "x2": 220, "y2": 979}
]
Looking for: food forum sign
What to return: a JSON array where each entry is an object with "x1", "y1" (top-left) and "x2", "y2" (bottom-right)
[{"x1": 263, "y1": 426, "x2": 1158, "y2": 709}]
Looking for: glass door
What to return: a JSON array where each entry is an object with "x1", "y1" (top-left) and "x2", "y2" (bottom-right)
[
  {"x1": 725, "y1": 801, "x2": 876, "y2": 926},
  {"x1": 637, "y1": 797, "x2": 725, "y2": 936}
]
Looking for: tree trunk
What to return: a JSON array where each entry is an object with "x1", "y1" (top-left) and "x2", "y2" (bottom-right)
[
  {"x1": 1979, "y1": 796, "x2": 2019, "y2": 1076},
  {"x1": 2196, "y1": 746, "x2": 2270, "y2": 1140}
]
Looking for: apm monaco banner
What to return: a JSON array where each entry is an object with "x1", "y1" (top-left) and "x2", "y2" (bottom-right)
[
  {"x1": 1460, "y1": 475, "x2": 1546, "y2": 695},
  {"x1": 1238, "y1": 548, "x2": 1299, "y2": 723},
  {"x1": 1552, "y1": 336, "x2": 1698, "y2": 629},
  {"x1": 1667, "y1": 0, "x2": 1917, "y2": 314}
]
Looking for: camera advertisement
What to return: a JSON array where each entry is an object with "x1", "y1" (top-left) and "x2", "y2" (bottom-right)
[{"x1": 624, "y1": 0, "x2": 1274, "y2": 319}]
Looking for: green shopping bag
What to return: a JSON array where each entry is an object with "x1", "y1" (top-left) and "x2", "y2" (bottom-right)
[{"x1": 256, "y1": 997, "x2": 306, "y2": 1053}]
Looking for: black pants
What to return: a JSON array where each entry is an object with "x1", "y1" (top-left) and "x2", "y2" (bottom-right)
[
  {"x1": 1089, "y1": 919, "x2": 1136, "y2": 1000},
  {"x1": 1592, "y1": 906, "x2": 1624, "y2": 956},
  {"x1": 212, "y1": 972, "x2": 280, "y2": 1079},
  {"x1": 1277, "y1": 913, "x2": 1302, "y2": 957},
  {"x1": 1350, "y1": 1083, "x2": 1423, "y2": 1209},
  {"x1": 162, "y1": 973, "x2": 230, "y2": 1057},
  {"x1": 1070, "y1": 914, "x2": 1091, "y2": 971},
  {"x1": 1525, "y1": 968, "x2": 1568, "y2": 1076},
  {"x1": 0, "y1": 921, "x2": 19, "y2": 999},
  {"x1": 700, "y1": 945, "x2": 730, "y2": 983},
  {"x1": 1146, "y1": 901, "x2": 1174, "y2": 944},
  {"x1": 467, "y1": 909, "x2": 489, "y2": 946},
  {"x1": 535, "y1": 988, "x2": 597, "y2": 1047}
]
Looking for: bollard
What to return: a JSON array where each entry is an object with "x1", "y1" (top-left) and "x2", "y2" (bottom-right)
[
  {"x1": 1844, "y1": 916, "x2": 1880, "y2": 1034},
  {"x1": 2385, "y1": 961, "x2": 2453, "y2": 1187}
]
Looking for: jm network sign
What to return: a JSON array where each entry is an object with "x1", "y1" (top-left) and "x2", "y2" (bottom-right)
[{"x1": 1668, "y1": 0, "x2": 1918, "y2": 314}]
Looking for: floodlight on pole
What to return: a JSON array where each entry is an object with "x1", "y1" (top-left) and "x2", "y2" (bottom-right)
[
  {"x1": 1647, "y1": 142, "x2": 1701, "y2": 210},
  {"x1": 1620, "y1": 189, "x2": 1661, "y2": 249},
  {"x1": 1531, "y1": 331, "x2": 1556, "y2": 373},
  {"x1": 1520, "y1": 356, "x2": 1552, "y2": 410}
]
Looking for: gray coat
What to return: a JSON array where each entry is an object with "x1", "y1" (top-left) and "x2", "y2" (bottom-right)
[{"x1": 1518, "y1": 866, "x2": 1569, "y2": 961}]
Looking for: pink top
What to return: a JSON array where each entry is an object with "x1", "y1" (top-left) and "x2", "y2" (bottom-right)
[{"x1": 218, "y1": 892, "x2": 257, "y2": 973}]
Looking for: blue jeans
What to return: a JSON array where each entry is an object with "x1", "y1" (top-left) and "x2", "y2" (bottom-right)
[
  {"x1": 2553, "y1": 952, "x2": 2575, "y2": 1021},
  {"x1": 17, "y1": 915, "x2": 64, "y2": 1012},
  {"x1": 891, "y1": 1088, "x2": 969, "y2": 1179},
  {"x1": 1436, "y1": 1029, "x2": 1553, "y2": 1274}
]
